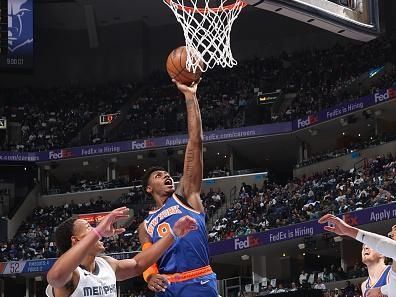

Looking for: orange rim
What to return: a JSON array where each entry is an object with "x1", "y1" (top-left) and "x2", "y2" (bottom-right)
[{"x1": 165, "y1": 0, "x2": 247, "y2": 14}]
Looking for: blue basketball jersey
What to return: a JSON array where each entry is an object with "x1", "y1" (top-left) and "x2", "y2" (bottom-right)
[
  {"x1": 366, "y1": 265, "x2": 391, "y2": 289},
  {"x1": 144, "y1": 194, "x2": 210, "y2": 274}
]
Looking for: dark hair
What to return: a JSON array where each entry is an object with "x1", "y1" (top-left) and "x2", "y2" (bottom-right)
[
  {"x1": 55, "y1": 217, "x2": 78, "y2": 256},
  {"x1": 141, "y1": 166, "x2": 166, "y2": 193}
]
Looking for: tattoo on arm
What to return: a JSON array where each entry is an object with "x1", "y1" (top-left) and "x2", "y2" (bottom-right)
[{"x1": 185, "y1": 149, "x2": 194, "y2": 178}]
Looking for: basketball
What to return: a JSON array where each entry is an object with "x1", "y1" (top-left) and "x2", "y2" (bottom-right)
[{"x1": 166, "y1": 46, "x2": 202, "y2": 86}]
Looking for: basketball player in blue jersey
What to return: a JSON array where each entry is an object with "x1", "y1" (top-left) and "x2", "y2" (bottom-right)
[
  {"x1": 319, "y1": 214, "x2": 395, "y2": 297},
  {"x1": 138, "y1": 78, "x2": 219, "y2": 297}
]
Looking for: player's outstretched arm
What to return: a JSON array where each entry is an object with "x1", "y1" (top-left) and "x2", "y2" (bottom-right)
[
  {"x1": 173, "y1": 79, "x2": 205, "y2": 213},
  {"x1": 47, "y1": 207, "x2": 129, "y2": 288},
  {"x1": 107, "y1": 215, "x2": 197, "y2": 281},
  {"x1": 319, "y1": 214, "x2": 396, "y2": 259}
]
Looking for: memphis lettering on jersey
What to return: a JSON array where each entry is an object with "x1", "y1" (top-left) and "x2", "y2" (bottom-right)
[
  {"x1": 83, "y1": 284, "x2": 116, "y2": 296},
  {"x1": 147, "y1": 205, "x2": 183, "y2": 237}
]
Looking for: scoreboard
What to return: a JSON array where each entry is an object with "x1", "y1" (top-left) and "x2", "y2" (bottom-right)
[
  {"x1": 0, "y1": 0, "x2": 33, "y2": 70},
  {"x1": 245, "y1": 0, "x2": 381, "y2": 42}
]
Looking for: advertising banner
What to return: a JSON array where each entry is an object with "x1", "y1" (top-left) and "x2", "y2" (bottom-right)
[
  {"x1": 209, "y1": 202, "x2": 396, "y2": 256},
  {"x1": 0, "y1": 122, "x2": 292, "y2": 162},
  {"x1": 1, "y1": 203, "x2": 396, "y2": 274},
  {"x1": 293, "y1": 87, "x2": 396, "y2": 130}
]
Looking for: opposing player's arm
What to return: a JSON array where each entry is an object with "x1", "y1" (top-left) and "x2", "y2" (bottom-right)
[
  {"x1": 47, "y1": 207, "x2": 128, "y2": 288},
  {"x1": 47, "y1": 230, "x2": 100, "y2": 288},
  {"x1": 106, "y1": 216, "x2": 197, "y2": 281},
  {"x1": 319, "y1": 214, "x2": 396, "y2": 259},
  {"x1": 174, "y1": 79, "x2": 204, "y2": 213}
]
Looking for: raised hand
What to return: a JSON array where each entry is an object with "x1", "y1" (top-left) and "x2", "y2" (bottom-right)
[
  {"x1": 172, "y1": 78, "x2": 201, "y2": 96},
  {"x1": 95, "y1": 207, "x2": 130, "y2": 238},
  {"x1": 173, "y1": 215, "x2": 198, "y2": 238},
  {"x1": 318, "y1": 214, "x2": 357, "y2": 238}
]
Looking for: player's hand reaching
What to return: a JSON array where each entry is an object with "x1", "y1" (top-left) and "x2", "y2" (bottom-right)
[
  {"x1": 173, "y1": 215, "x2": 198, "y2": 238},
  {"x1": 95, "y1": 207, "x2": 129, "y2": 238},
  {"x1": 318, "y1": 214, "x2": 357, "y2": 238},
  {"x1": 147, "y1": 274, "x2": 169, "y2": 292},
  {"x1": 172, "y1": 78, "x2": 201, "y2": 97}
]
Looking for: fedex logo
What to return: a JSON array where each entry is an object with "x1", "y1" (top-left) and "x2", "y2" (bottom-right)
[
  {"x1": 234, "y1": 235, "x2": 261, "y2": 251},
  {"x1": 131, "y1": 139, "x2": 156, "y2": 150},
  {"x1": 297, "y1": 115, "x2": 319, "y2": 129},
  {"x1": 48, "y1": 149, "x2": 73, "y2": 160},
  {"x1": 374, "y1": 88, "x2": 396, "y2": 104}
]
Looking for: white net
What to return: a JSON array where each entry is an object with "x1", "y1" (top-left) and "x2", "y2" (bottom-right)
[{"x1": 163, "y1": 0, "x2": 246, "y2": 73}]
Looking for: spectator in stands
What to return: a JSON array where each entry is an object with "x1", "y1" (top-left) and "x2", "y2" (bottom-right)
[
  {"x1": 299, "y1": 270, "x2": 308, "y2": 285},
  {"x1": 313, "y1": 278, "x2": 326, "y2": 290},
  {"x1": 2, "y1": 36, "x2": 395, "y2": 152},
  {"x1": 209, "y1": 153, "x2": 396, "y2": 243},
  {"x1": 343, "y1": 281, "x2": 355, "y2": 297},
  {"x1": 290, "y1": 282, "x2": 299, "y2": 291}
]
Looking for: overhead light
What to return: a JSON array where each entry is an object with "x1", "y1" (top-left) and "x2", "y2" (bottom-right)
[
  {"x1": 302, "y1": 252, "x2": 306, "y2": 256},
  {"x1": 217, "y1": 152, "x2": 220, "y2": 155},
  {"x1": 374, "y1": 109, "x2": 382, "y2": 116},
  {"x1": 282, "y1": 253, "x2": 286, "y2": 257},
  {"x1": 298, "y1": 243, "x2": 305, "y2": 250},
  {"x1": 317, "y1": 255, "x2": 321, "y2": 258},
  {"x1": 358, "y1": 133, "x2": 361, "y2": 137},
  {"x1": 334, "y1": 236, "x2": 343, "y2": 242},
  {"x1": 241, "y1": 255, "x2": 250, "y2": 261},
  {"x1": 308, "y1": 129, "x2": 318, "y2": 136},
  {"x1": 342, "y1": 132, "x2": 345, "y2": 136}
]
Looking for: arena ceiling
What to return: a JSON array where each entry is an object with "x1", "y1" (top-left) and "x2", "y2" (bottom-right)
[{"x1": 37, "y1": 0, "x2": 259, "y2": 30}]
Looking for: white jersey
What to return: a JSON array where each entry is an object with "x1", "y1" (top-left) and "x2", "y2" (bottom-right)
[{"x1": 46, "y1": 257, "x2": 117, "y2": 297}]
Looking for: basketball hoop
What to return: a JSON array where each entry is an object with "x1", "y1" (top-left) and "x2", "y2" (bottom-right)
[{"x1": 164, "y1": 0, "x2": 247, "y2": 73}]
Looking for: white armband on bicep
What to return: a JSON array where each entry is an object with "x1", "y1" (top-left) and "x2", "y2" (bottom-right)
[
  {"x1": 382, "y1": 269, "x2": 396, "y2": 297},
  {"x1": 356, "y1": 230, "x2": 396, "y2": 259},
  {"x1": 381, "y1": 284, "x2": 389, "y2": 296}
]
